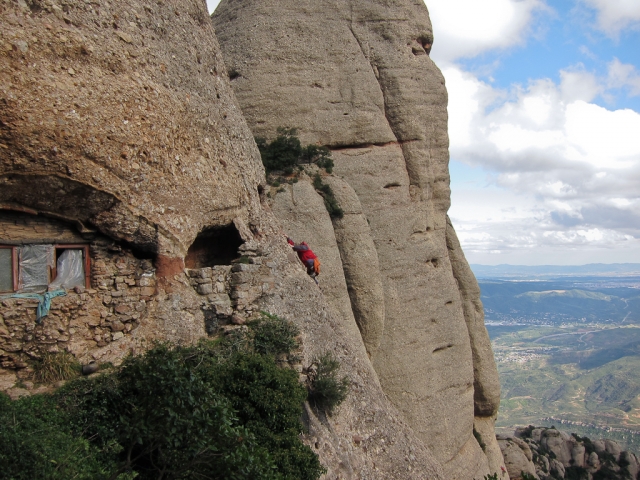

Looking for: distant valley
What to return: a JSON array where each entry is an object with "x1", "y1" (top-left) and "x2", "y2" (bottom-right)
[{"x1": 474, "y1": 264, "x2": 640, "y2": 452}]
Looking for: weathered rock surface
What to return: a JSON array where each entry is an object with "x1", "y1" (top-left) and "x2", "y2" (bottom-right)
[
  {"x1": 1, "y1": 0, "x2": 265, "y2": 261},
  {"x1": 510, "y1": 426, "x2": 640, "y2": 480},
  {"x1": 0, "y1": 0, "x2": 449, "y2": 477},
  {"x1": 214, "y1": 0, "x2": 503, "y2": 477},
  {"x1": 497, "y1": 435, "x2": 538, "y2": 480}
]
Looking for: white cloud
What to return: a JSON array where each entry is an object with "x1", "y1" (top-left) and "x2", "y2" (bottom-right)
[
  {"x1": 446, "y1": 61, "x2": 640, "y2": 263},
  {"x1": 427, "y1": 0, "x2": 548, "y2": 63},
  {"x1": 581, "y1": 0, "x2": 640, "y2": 35},
  {"x1": 607, "y1": 58, "x2": 640, "y2": 96}
]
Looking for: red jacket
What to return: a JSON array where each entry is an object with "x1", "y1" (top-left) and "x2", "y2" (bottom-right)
[{"x1": 287, "y1": 238, "x2": 317, "y2": 263}]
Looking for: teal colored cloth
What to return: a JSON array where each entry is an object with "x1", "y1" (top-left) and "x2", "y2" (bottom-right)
[{"x1": 0, "y1": 290, "x2": 67, "y2": 324}]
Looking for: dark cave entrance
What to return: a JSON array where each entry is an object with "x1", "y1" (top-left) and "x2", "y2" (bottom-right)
[{"x1": 185, "y1": 224, "x2": 243, "y2": 268}]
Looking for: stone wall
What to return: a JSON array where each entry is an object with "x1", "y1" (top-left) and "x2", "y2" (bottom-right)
[{"x1": 0, "y1": 228, "x2": 155, "y2": 375}]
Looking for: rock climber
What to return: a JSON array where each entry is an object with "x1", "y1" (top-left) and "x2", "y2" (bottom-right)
[{"x1": 285, "y1": 235, "x2": 320, "y2": 284}]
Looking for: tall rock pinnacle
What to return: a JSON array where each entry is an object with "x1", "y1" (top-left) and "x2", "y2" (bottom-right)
[{"x1": 213, "y1": 0, "x2": 504, "y2": 477}]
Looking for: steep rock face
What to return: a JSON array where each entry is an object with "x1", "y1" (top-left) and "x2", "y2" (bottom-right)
[
  {"x1": 0, "y1": 0, "x2": 448, "y2": 477},
  {"x1": 213, "y1": 0, "x2": 503, "y2": 477},
  {"x1": 1, "y1": 0, "x2": 264, "y2": 260}
]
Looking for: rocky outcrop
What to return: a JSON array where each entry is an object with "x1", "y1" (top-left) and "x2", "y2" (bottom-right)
[
  {"x1": 502, "y1": 426, "x2": 640, "y2": 480},
  {"x1": 0, "y1": 0, "x2": 451, "y2": 477},
  {"x1": 213, "y1": 0, "x2": 503, "y2": 477},
  {"x1": 497, "y1": 435, "x2": 538, "y2": 480}
]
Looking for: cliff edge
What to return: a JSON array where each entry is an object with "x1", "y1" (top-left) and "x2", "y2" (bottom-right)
[{"x1": 213, "y1": 0, "x2": 504, "y2": 478}]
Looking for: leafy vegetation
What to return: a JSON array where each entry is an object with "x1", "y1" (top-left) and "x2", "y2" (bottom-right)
[
  {"x1": 256, "y1": 128, "x2": 333, "y2": 174},
  {"x1": 250, "y1": 311, "x2": 300, "y2": 357},
  {"x1": 313, "y1": 173, "x2": 344, "y2": 219},
  {"x1": 308, "y1": 352, "x2": 349, "y2": 415},
  {"x1": 0, "y1": 317, "x2": 327, "y2": 480},
  {"x1": 0, "y1": 393, "x2": 122, "y2": 480}
]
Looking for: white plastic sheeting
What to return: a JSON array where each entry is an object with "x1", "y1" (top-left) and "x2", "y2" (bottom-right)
[
  {"x1": 19, "y1": 245, "x2": 55, "y2": 293},
  {"x1": 50, "y1": 249, "x2": 85, "y2": 290}
]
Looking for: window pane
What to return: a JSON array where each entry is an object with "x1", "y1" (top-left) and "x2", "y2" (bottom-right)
[
  {"x1": 50, "y1": 249, "x2": 85, "y2": 290},
  {"x1": 0, "y1": 249, "x2": 13, "y2": 292},
  {"x1": 19, "y1": 245, "x2": 54, "y2": 293}
]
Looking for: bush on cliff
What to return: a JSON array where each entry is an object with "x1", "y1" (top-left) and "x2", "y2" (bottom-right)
[
  {"x1": 256, "y1": 128, "x2": 333, "y2": 174},
  {"x1": 0, "y1": 393, "x2": 120, "y2": 480},
  {"x1": 308, "y1": 352, "x2": 349, "y2": 415},
  {"x1": 313, "y1": 173, "x2": 344, "y2": 219},
  {"x1": 1, "y1": 338, "x2": 325, "y2": 480}
]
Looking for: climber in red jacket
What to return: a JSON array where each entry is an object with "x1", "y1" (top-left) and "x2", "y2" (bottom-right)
[{"x1": 286, "y1": 236, "x2": 320, "y2": 283}]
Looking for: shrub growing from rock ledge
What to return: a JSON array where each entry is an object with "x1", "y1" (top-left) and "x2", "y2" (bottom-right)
[
  {"x1": 251, "y1": 311, "x2": 300, "y2": 357},
  {"x1": 256, "y1": 127, "x2": 334, "y2": 174},
  {"x1": 308, "y1": 352, "x2": 350, "y2": 415},
  {"x1": 313, "y1": 173, "x2": 344, "y2": 219}
]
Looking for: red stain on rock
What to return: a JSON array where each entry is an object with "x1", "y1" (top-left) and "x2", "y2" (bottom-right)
[{"x1": 156, "y1": 256, "x2": 185, "y2": 279}]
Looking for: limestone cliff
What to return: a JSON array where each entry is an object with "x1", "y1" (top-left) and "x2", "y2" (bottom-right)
[
  {"x1": 0, "y1": 0, "x2": 452, "y2": 477},
  {"x1": 213, "y1": 0, "x2": 505, "y2": 478}
]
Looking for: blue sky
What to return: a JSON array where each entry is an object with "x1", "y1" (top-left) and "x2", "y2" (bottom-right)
[
  {"x1": 428, "y1": 0, "x2": 640, "y2": 265},
  {"x1": 208, "y1": 0, "x2": 640, "y2": 265}
]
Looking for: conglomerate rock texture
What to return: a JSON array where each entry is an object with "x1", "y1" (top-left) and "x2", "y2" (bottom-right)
[
  {"x1": 214, "y1": 0, "x2": 504, "y2": 477},
  {"x1": 0, "y1": 0, "x2": 451, "y2": 477}
]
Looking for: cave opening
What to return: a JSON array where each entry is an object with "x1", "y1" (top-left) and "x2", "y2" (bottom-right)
[{"x1": 185, "y1": 224, "x2": 243, "y2": 268}]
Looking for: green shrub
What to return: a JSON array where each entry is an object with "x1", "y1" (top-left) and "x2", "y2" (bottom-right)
[
  {"x1": 519, "y1": 425, "x2": 536, "y2": 439},
  {"x1": 256, "y1": 127, "x2": 302, "y2": 173},
  {"x1": 312, "y1": 173, "x2": 344, "y2": 219},
  {"x1": 58, "y1": 343, "x2": 278, "y2": 480},
  {"x1": 484, "y1": 474, "x2": 499, "y2": 480},
  {"x1": 0, "y1": 393, "x2": 120, "y2": 480},
  {"x1": 256, "y1": 128, "x2": 334, "y2": 174},
  {"x1": 60, "y1": 340, "x2": 324, "y2": 479},
  {"x1": 213, "y1": 352, "x2": 325, "y2": 480},
  {"x1": 33, "y1": 350, "x2": 81, "y2": 383},
  {"x1": 308, "y1": 353, "x2": 349, "y2": 415},
  {"x1": 565, "y1": 466, "x2": 589, "y2": 480},
  {"x1": 250, "y1": 312, "x2": 300, "y2": 357},
  {"x1": 2, "y1": 337, "x2": 325, "y2": 480},
  {"x1": 301, "y1": 145, "x2": 333, "y2": 173},
  {"x1": 521, "y1": 472, "x2": 538, "y2": 480}
]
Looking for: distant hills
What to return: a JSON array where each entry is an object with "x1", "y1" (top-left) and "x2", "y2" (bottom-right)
[
  {"x1": 483, "y1": 263, "x2": 640, "y2": 451},
  {"x1": 471, "y1": 263, "x2": 640, "y2": 278}
]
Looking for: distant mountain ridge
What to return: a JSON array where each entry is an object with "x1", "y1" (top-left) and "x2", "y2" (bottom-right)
[{"x1": 472, "y1": 263, "x2": 640, "y2": 278}]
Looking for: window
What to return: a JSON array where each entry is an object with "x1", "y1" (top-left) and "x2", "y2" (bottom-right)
[
  {"x1": 50, "y1": 245, "x2": 91, "y2": 290},
  {"x1": 0, "y1": 244, "x2": 89, "y2": 293},
  {"x1": 0, "y1": 246, "x2": 18, "y2": 293}
]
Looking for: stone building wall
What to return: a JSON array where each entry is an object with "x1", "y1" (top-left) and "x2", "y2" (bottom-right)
[{"x1": 0, "y1": 212, "x2": 156, "y2": 376}]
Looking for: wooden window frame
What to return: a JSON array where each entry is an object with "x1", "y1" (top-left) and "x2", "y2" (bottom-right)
[
  {"x1": 52, "y1": 244, "x2": 91, "y2": 290},
  {"x1": 0, "y1": 245, "x2": 19, "y2": 292}
]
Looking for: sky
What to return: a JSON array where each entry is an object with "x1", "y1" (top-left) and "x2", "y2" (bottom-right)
[{"x1": 206, "y1": 0, "x2": 640, "y2": 266}]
